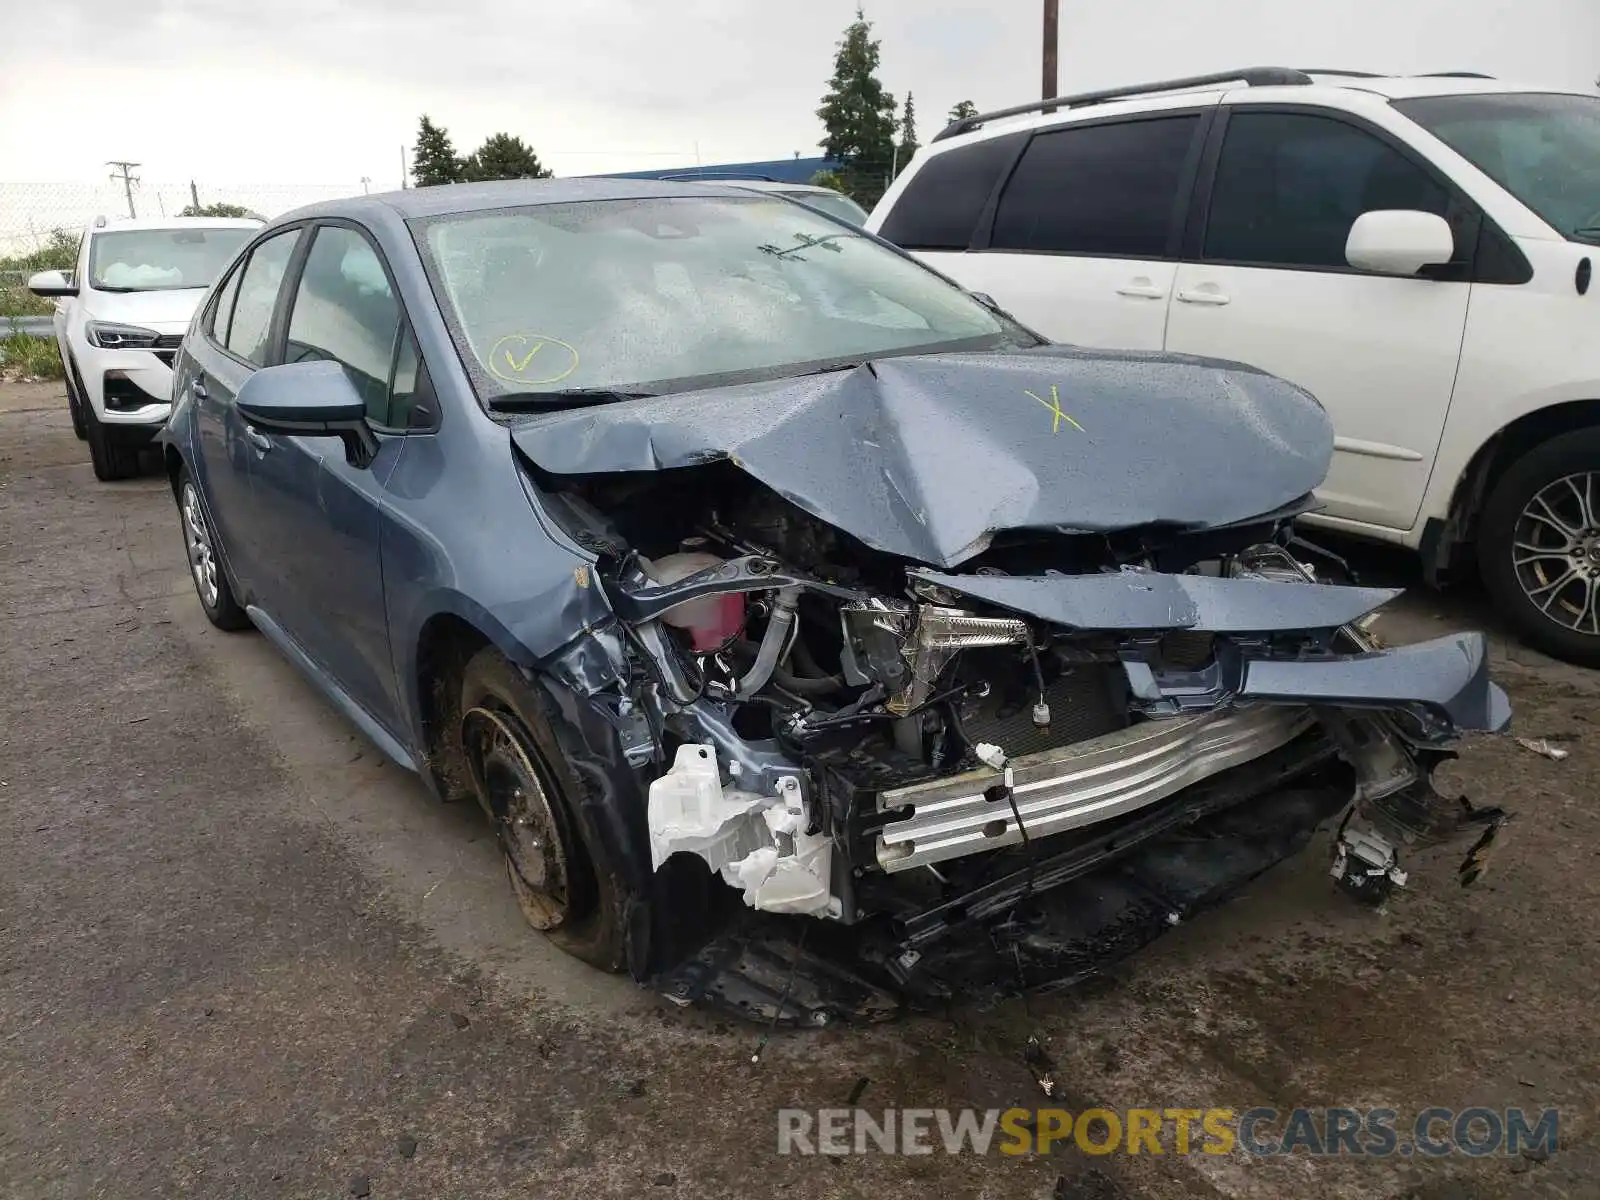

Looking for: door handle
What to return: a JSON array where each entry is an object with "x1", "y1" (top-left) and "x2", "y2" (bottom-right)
[
  {"x1": 244, "y1": 426, "x2": 272, "y2": 453},
  {"x1": 191, "y1": 378, "x2": 209, "y2": 400},
  {"x1": 1116, "y1": 282, "x2": 1166, "y2": 300},
  {"x1": 1176, "y1": 287, "x2": 1231, "y2": 306}
]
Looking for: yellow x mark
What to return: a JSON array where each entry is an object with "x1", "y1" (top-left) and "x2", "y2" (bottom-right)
[{"x1": 1024, "y1": 384, "x2": 1084, "y2": 434}]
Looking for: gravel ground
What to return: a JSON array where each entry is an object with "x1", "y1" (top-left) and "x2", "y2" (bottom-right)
[{"x1": 2, "y1": 380, "x2": 1596, "y2": 1199}]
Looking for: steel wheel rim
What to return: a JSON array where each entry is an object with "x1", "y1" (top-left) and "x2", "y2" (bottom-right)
[
  {"x1": 180, "y1": 482, "x2": 220, "y2": 609},
  {"x1": 1512, "y1": 470, "x2": 1600, "y2": 635},
  {"x1": 464, "y1": 706, "x2": 573, "y2": 930}
]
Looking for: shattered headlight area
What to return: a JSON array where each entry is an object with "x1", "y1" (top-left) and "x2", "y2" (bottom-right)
[{"x1": 535, "y1": 470, "x2": 1512, "y2": 1025}]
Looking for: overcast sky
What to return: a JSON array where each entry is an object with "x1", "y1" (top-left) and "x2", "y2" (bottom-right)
[{"x1": 2, "y1": 0, "x2": 1596, "y2": 188}]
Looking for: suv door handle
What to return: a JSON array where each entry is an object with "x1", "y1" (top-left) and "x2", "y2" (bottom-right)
[
  {"x1": 244, "y1": 426, "x2": 272, "y2": 453},
  {"x1": 1176, "y1": 286, "x2": 1231, "y2": 306},
  {"x1": 1116, "y1": 281, "x2": 1166, "y2": 299}
]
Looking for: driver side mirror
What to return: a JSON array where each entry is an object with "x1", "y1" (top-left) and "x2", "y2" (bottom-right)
[
  {"x1": 236, "y1": 360, "x2": 379, "y2": 468},
  {"x1": 1345, "y1": 210, "x2": 1455, "y2": 276},
  {"x1": 27, "y1": 269, "x2": 77, "y2": 298}
]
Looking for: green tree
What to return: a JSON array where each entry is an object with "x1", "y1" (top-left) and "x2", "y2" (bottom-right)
[
  {"x1": 816, "y1": 8, "x2": 897, "y2": 207},
  {"x1": 896, "y1": 92, "x2": 919, "y2": 175},
  {"x1": 179, "y1": 201, "x2": 251, "y2": 218},
  {"x1": 461, "y1": 133, "x2": 553, "y2": 182},
  {"x1": 413, "y1": 115, "x2": 464, "y2": 186},
  {"x1": 948, "y1": 99, "x2": 978, "y2": 124},
  {"x1": 808, "y1": 169, "x2": 847, "y2": 192}
]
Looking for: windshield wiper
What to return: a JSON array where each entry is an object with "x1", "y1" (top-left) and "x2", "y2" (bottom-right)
[
  {"x1": 487, "y1": 387, "x2": 659, "y2": 411},
  {"x1": 1574, "y1": 225, "x2": 1600, "y2": 240}
]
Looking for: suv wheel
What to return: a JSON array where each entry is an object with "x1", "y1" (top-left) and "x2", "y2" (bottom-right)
[
  {"x1": 83, "y1": 402, "x2": 143, "y2": 481},
  {"x1": 177, "y1": 468, "x2": 250, "y2": 631},
  {"x1": 1480, "y1": 428, "x2": 1600, "y2": 667},
  {"x1": 458, "y1": 648, "x2": 628, "y2": 972}
]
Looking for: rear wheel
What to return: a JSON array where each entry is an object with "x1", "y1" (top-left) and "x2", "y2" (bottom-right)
[
  {"x1": 177, "y1": 468, "x2": 251, "y2": 631},
  {"x1": 1479, "y1": 428, "x2": 1600, "y2": 667},
  {"x1": 83, "y1": 402, "x2": 143, "y2": 481},
  {"x1": 458, "y1": 648, "x2": 627, "y2": 971}
]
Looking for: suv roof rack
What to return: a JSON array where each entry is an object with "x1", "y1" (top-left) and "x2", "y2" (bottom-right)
[
  {"x1": 658, "y1": 171, "x2": 780, "y2": 182},
  {"x1": 932, "y1": 67, "x2": 1312, "y2": 142},
  {"x1": 1415, "y1": 71, "x2": 1496, "y2": 78}
]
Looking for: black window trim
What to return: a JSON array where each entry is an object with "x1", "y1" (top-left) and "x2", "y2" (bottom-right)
[
  {"x1": 968, "y1": 105, "x2": 1218, "y2": 260},
  {"x1": 280, "y1": 217, "x2": 442, "y2": 436},
  {"x1": 1183, "y1": 102, "x2": 1531, "y2": 284},
  {"x1": 203, "y1": 222, "x2": 312, "y2": 370}
]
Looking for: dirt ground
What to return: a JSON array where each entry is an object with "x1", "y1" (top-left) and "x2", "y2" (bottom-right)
[{"x1": 2, "y1": 379, "x2": 1596, "y2": 1199}]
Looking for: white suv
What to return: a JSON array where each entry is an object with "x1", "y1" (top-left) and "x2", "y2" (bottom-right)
[
  {"x1": 29, "y1": 216, "x2": 260, "y2": 480},
  {"x1": 868, "y1": 69, "x2": 1600, "y2": 665}
]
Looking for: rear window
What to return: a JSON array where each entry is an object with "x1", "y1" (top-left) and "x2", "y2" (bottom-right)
[{"x1": 876, "y1": 134, "x2": 1023, "y2": 250}]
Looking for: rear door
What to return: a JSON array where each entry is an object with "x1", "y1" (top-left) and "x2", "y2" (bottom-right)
[
  {"x1": 879, "y1": 113, "x2": 1209, "y2": 351},
  {"x1": 182, "y1": 226, "x2": 303, "y2": 597},
  {"x1": 244, "y1": 220, "x2": 430, "y2": 730},
  {"x1": 1164, "y1": 108, "x2": 1474, "y2": 531}
]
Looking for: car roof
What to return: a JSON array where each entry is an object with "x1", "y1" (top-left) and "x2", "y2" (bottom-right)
[
  {"x1": 928, "y1": 69, "x2": 1591, "y2": 147},
  {"x1": 88, "y1": 216, "x2": 263, "y2": 234},
  {"x1": 279, "y1": 177, "x2": 757, "y2": 225}
]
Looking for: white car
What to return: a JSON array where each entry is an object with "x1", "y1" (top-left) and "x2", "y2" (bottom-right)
[
  {"x1": 868, "y1": 69, "x2": 1600, "y2": 665},
  {"x1": 29, "y1": 215, "x2": 261, "y2": 480}
]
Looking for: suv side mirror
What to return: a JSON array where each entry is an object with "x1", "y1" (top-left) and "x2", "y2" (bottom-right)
[
  {"x1": 27, "y1": 269, "x2": 77, "y2": 298},
  {"x1": 1345, "y1": 210, "x2": 1454, "y2": 276},
  {"x1": 236, "y1": 360, "x2": 379, "y2": 468}
]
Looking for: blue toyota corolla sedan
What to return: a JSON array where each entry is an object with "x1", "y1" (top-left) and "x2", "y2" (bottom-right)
[{"x1": 161, "y1": 178, "x2": 1508, "y2": 1022}]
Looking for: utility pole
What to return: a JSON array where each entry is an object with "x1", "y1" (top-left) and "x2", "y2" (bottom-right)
[
  {"x1": 361, "y1": 176, "x2": 371, "y2": 194},
  {"x1": 108, "y1": 160, "x2": 140, "y2": 218},
  {"x1": 1042, "y1": 0, "x2": 1059, "y2": 109},
  {"x1": 190, "y1": 179, "x2": 201, "y2": 211},
  {"x1": 400, "y1": 145, "x2": 409, "y2": 188}
]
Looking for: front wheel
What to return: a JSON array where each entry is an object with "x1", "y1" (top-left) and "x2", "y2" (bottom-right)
[
  {"x1": 64, "y1": 361, "x2": 87, "y2": 441},
  {"x1": 458, "y1": 648, "x2": 628, "y2": 972},
  {"x1": 1479, "y1": 428, "x2": 1600, "y2": 667},
  {"x1": 83, "y1": 402, "x2": 142, "y2": 481}
]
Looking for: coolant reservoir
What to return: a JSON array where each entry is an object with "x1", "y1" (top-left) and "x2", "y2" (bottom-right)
[{"x1": 643, "y1": 551, "x2": 745, "y2": 652}]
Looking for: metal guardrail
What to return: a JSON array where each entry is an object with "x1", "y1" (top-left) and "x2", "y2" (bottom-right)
[{"x1": 0, "y1": 316, "x2": 53, "y2": 338}]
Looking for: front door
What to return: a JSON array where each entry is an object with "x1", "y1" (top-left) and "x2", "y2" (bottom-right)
[
  {"x1": 1163, "y1": 109, "x2": 1472, "y2": 531},
  {"x1": 244, "y1": 222, "x2": 412, "y2": 730}
]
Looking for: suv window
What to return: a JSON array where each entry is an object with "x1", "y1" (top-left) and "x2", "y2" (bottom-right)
[
  {"x1": 877, "y1": 133, "x2": 1023, "y2": 250},
  {"x1": 1204, "y1": 111, "x2": 1450, "y2": 269},
  {"x1": 991, "y1": 116, "x2": 1200, "y2": 257},
  {"x1": 285, "y1": 226, "x2": 404, "y2": 425},
  {"x1": 227, "y1": 230, "x2": 301, "y2": 365}
]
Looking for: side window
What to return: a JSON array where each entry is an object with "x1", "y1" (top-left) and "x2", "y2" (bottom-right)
[
  {"x1": 991, "y1": 116, "x2": 1201, "y2": 257},
  {"x1": 285, "y1": 226, "x2": 402, "y2": 426},
  {"x1": 389, "y1": 323, "x2": 435, "y2": 430},
  {"x1": 1203, "y1": 112, "x2": 1451, "y2": 269},
  {"x1": 227, "y1": 230, "x2": 301, "y2": 366},
  {"x1": 876, "y1": 133, "x2": 1023, "y2": 250},
  {"x1": 207, "y1": 265, "x2": 243, "y2": 345}
]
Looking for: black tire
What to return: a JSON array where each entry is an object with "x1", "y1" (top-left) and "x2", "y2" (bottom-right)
[
  {"x1": 175, "y1": 467, "x2": 251, "y2": 631},
  {"x1": 64, "y1": 361, "x2": 87, "y2": 441},
  {"x1": 1479, "y1": 428, "x2": 1600, "y2": 667},
  {"x1": 83, "y1": 401, "x2": 142, "y2": 481},
  {"x1": 458, "y1": 648, "x2": 628, "y2": 972}
]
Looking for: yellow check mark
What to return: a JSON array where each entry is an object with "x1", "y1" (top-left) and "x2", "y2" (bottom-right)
[
  {"x1": 1024, "y1": 384, "x2": 1084, "y2": 434},
  {"x1": 505, "y1": 342, "x2": 544, "y2": 373}
]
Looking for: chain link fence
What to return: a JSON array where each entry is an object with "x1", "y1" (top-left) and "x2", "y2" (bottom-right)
[{"x1": 0, "y1": 180, "x2": 367, "y2": 258}]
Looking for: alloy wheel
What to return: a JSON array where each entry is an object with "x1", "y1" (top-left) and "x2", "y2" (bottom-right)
[
  {"x1": 1511, "y1": 471, "x2": 1600, "y2": 636},
  {"x1": 181, "y1": 482, "x2": 220, "y2": 609}
]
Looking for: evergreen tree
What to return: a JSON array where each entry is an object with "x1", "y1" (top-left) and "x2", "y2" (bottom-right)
[
  {"x1": 461, "y1": 133, "x2": 553, "y2": 182},
  {"x1": 948, "y1": 99, "x2": 978, "y2": 124},
  {"x1": 896, "y1": 92, "x2": 919, "y2": 175},
  {"x1": 413, "y1": 115, "x2": 463, "y2": 187},
  {"x1": 816, "y1": 8, "x2": 897, "y2": 207},
  {"x1": 179, "y1": 201, "x2": 250, "y2": 217}
]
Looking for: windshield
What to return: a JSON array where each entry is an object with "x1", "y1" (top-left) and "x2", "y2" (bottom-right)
[
  {"x1": 88, "y1": 227, "x2": 255, "y2": 291},
  {"x1": 1396, "y1": 92, "x2": 1600, "y2": 245},
  {"x1": 414, "y1": 195, "x2": 1025, "y2": 402},
  {"x1": 779, "y1": 189, "x2": 869, "y2": 226}
]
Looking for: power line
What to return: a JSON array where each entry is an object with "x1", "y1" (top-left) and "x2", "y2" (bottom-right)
[{"x1": 107, "y1": 160, "x2": 140, "y2": 218}]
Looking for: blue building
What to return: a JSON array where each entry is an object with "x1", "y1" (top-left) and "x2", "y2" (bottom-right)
[{"x1": 597, "y1": 156, "x2": 840, "y2": 183}]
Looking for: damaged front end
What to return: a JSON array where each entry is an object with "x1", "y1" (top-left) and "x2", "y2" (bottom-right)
[{"x1": 524, "y1": 458, "x2": 1510, "y2": 1025}]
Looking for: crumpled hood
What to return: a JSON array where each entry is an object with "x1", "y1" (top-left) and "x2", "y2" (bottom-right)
[{"x1": 510, "y1": 346, "x2": 1333, "y2": 568}]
